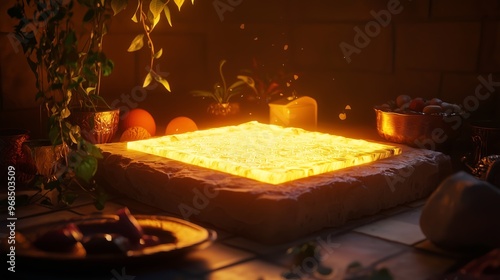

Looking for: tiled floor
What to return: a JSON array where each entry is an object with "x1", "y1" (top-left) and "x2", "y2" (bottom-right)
[{"x1": 2, "y1": 191, "x2": 487, "y2": 280}]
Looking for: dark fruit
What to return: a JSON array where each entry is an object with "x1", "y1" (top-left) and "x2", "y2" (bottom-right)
[
  {"x1": 396, "y1": 95, "x2": 412, "y2": 108},
  {"x1": 115, "y1": 208, "x2": 144, "y2": 244},
  {"x1": 82, "y1": 234, "x2": 130, "y2": 255},
  {"x1": 409, "y1": 98, "x2": 426, "y2": 112},
  {"x1": 33, "y1": 223, "x2": 83, "y2": 252},
  {"x1": 140, "y1": 235, "x2": 161, "y2": 247}
]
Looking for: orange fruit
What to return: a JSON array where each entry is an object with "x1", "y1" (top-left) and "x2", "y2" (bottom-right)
[
  {"x1": 120, "y1": 126, "x2": 151, "y2": 142},
  {"x1": 121, "y1": 108, "x2": 156, "y2": 136},
  {"x1": 165, "y1": 117, "x2": 198, "y2": 135}
]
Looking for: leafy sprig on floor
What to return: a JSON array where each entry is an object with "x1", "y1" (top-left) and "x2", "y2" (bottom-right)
[{"x1": 282, "y1": 242, "x2": 394, "y2": 280}]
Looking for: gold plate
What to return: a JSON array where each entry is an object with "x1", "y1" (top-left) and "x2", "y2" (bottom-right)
[{"x1": 4, "y1": 215, "x2": 216, "y2": 269}]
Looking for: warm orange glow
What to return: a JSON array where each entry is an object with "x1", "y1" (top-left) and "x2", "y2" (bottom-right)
[{"x1": 127, "y1": 122, "x2": 402, "y2": 184}]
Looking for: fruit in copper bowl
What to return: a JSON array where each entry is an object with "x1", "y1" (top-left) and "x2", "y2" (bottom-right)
[{"x1": 374, "y1": 95, "x2": 465, "y2": 150}]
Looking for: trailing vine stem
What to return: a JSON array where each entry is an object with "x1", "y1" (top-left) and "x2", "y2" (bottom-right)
[{"x1": 139, "y1": 0, "x2": 156, "y2": 75}]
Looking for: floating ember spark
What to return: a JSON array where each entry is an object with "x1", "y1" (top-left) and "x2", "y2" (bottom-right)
[{"x1": 127, "y1": 122, "x2": 401, "y2": 184}]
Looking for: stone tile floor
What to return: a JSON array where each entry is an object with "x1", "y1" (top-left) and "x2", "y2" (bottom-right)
[{"x1": 3, "y1": 191, "x2": 487, "y2": 280}]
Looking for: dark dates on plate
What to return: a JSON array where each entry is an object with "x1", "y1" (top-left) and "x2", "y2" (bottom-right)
[
  {"x1": 78, "y1": 208, "x2": 144, "y2": 245},
  {"x1": 82, "y1": 234, "x2": 131, "y2": 255},
  {"x1": 31, "y1": 208, "x2": 176, "y2": 256},
  {"x1": 33, "y1": 223, "x2": 83, "y2": 253}
]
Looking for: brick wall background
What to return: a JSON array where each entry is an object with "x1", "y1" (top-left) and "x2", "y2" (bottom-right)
[{"x1": 1, "y1": 0, "x2": 500, "y2": 138}]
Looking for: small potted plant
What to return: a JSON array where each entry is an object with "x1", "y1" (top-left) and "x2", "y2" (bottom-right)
[
  {"x1": 237, "y1": 58, "x2": 294, "y2": 104},
  {"x1": 191, "y1": 60, "x2": 248, "y2": 117},
  {"x1": 236, "y1": 58, "x2": 297, "y2": 121}
]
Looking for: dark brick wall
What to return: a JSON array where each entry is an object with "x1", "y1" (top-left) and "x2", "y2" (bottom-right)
[{"x1": 1, "y1": 0, "x2": 499, "y2": 137}]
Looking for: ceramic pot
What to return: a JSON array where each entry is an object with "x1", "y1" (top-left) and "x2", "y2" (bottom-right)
[
  {"x1": 70, "y1": 108, "x2": 120, "y2": 144},
  {"x1": 0, "y1": 128, "x2": 30, "y2": 168},
  {"x1": 207, "y1": 102, "x2": 240, "y2": 117},
  {"x1": 22, "y1": 139, "x2": 65, "y2": 179}
]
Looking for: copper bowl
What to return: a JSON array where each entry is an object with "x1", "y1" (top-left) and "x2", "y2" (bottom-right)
[{"x1": 374, "y1": 108, "x2": 463, "y2": 150}]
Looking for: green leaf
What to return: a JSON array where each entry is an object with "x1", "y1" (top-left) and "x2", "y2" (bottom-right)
[
  {"x1": 83, "y1": 9, "x2": 95, "y2": 22},
  {"x1": 60, "y1": 108, "x2": 71, "y2": 119},
  {"x1": 35, "y1": 91, "x2": 44, "y2": 102},
  {"x1": 191, "y1": 90, "x2": 213, "y2": 97},
  {"x1": 174, "y1": 0, "x2": 185, "y2": 11},
  {"x1": 131, "y1": 0, "x2": 141, "y2": 23},
  {"x1": 62, "y1": 192, "x2": 78, "y2": 206},
  {"x1": 85, "y1": 87, "x2": 96, "y2": 94},
  {"x1": 228, "y1": 80, "x2": 246, "y2": 91},
  {"x1": 49, "y1": 123, "x2": 61, "y2": 145},
  {"x1": 111, "y1": 0, "x2": 128, "y2": 15},
  {"x1": 149, "y1": 0, "x2": 165, "y2": 19},
  {"x1": 127, "y1": 34, "x2": 144, "y2": 52},
  {"x1": 45, "y1": 180, "x2": 60, "y2": 191},
  {"x1": 237, "y1": 75, "x2": 255, "y2": 88},
  {"x1": 152, "y1": 12, "x2": 161, "y2": 29},
  {"x1": 154, "y1": 75, "x2": 171, "y2": 92},
  {"x1": 101, "y1": 58, "x2": 114, "y2": 76},
  {"x1": 163, "y1": 5, "x2": 172, "y2": 27},
  {"x1": 85, "y1": 143, "x2": 103, "y2": 159},
  {"x1": 64, "y1": 30, "x2": 77, "y2": 48},
  {"x1": 94, "y1": 191, "x2": 107, "y2": 210},
  {"x1": 131, "y1": 13, "x2": 138, "y2": 23},
  {"x1": 75, "y1": 156, "x2": 98, "y2": 183},
  {"x1": 7, "y1": 5, "x2": 23, "y2": 19},
  {"x1": 69, "y1": 125, "x2": 81, "y2": 144},
  {"x1": 154, "y1": 48, "x2": 163, "y2": 59},
  {"x1": 143, "y1": 72, "x2": 153, "y2": 88}
]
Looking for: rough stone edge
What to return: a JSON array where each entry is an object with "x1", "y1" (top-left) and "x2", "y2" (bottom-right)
[{"x1": 98, "y1": 143, "x2": 452, "y2": 244}]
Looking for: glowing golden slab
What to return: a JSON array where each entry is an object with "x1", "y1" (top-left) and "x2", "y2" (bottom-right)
[{"x1": 127, "y1": 121, "x2": 402, "y2": 184}]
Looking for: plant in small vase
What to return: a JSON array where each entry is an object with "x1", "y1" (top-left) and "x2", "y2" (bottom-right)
[
  {"x1": 237, "y1": 58, "x2": 295, "y2": 104},
  {"x1": 191, "y1": 60, "x2": 248, "y2": 117},
  {"x1": 236, "y1": 59, "x2": 297, "y2": 121}
]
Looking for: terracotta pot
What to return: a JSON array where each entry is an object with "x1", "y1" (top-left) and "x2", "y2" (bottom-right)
[
  {"x1": 22, "y1": 140, "x2": 65, "y2": 179},
  {"x1": 207, "y1": 102, "x2": 240, "y2": 117},
  {"x1": 70, "y1": 107, "x2": 120, "y2": 144},
  {"x1": 0, "y1": 128, "x2": 30, "y2": 168}
]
